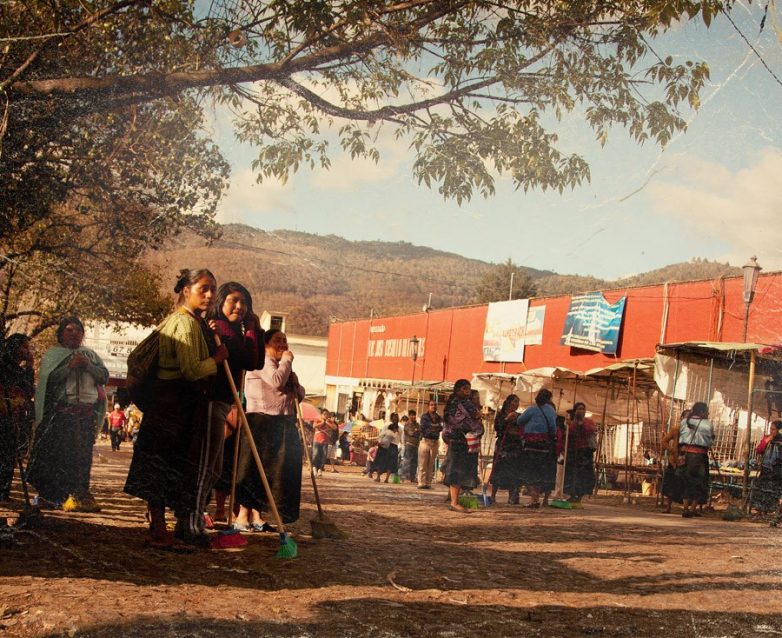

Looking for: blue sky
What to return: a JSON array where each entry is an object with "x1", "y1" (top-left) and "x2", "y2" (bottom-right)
[{"x1": 207, "y1": 3, "x2": 782, "y2": 280}]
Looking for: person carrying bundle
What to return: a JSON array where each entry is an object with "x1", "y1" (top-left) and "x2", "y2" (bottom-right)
[
  {"x1": 517, "y1": 389, "x2": 557, "y2": 509},
  {"x1": 677, "y1": 402, "x2": 714, "y2": 519},
  {"x1": 442, "y1": 379, "x2": 484, "y2": 513},
  {"x1": 751, "y1": 420, "x2": 782, "y2": 521},
  {"x1": 28, "y1": 317, "x2": 109, "y2": 512},
  {"x1": 124, "y1": 269, "x2": 229, "y2": 550}
]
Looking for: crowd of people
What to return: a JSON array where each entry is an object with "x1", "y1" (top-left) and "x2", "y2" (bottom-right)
[
  {"x1": 1, "y1": 267, "x2": 782, "y2": 550},
  {"x1": 342, "y1": 384, "x2": 599, "y2": 514}
]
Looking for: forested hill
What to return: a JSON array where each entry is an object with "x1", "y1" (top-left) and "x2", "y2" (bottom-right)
[{"x1": 146, "y1": 225, "x2": 740, "y2": 336}]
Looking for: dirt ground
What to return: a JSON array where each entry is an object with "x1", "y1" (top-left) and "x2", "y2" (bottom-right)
[{"x1": 2, "y1": 440, "x2": 782, "y2": 638}]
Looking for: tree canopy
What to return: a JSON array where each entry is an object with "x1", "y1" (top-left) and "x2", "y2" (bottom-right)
[
  {"x1": 0, "y1": 0, "x2": 735, "y2": 340},
  {"x1": 475, "y1": 258, "x2": 537, "y2": 303}
]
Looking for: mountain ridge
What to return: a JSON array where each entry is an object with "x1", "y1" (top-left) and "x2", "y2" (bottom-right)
[{"x1": 145, "y1": 224, "x2": 740, "y2": 335}]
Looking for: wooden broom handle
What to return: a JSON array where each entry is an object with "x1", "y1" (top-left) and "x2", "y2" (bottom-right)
[
  {"x1": 214, "y1": 334, "x2": 287, "y2": 534},
  {"x1": 295, "y1": 398, "x2": 325, "y2": 518}
]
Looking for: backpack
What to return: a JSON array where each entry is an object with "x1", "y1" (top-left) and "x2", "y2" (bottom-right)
[{"x1": 126, "y1": 328, "x2": 160, "y2": 412}]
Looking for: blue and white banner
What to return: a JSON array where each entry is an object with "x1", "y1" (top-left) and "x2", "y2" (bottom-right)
[{"x1": 560, "y1": 293, "x2": 626, "y2": 354}]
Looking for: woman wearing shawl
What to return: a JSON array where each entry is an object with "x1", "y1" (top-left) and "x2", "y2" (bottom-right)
[
  {"x1": 124, "y1": 269, "x2": 229, "y2": 549},
  {"x1": 487, "y1": 394, "x2": 523, "y2": 505},
  {"x1": 518, "y1": 388, "x2": 557, "y2": 508},
  {"x1": 558, "y1": 402, "x2": 597, "y2": 503},
  {"x1": 677, "y1": 401, "x2": 713, "y2": 518},
  {"x1": 27, "y1": 317, "x2": 108, "y2": 511},
  {"x1": 751, "y1": 420, "x2": 782, "y2": 518},
  {"x1": 443, "y1": 379, "x2": 484, "y2": 513},
  {"x1": 371, "y1": 413, "x2": 400, "y2": 483},
  {"x1": 0, "y1": 334, "x2": 35, "y2": 502},
  {"x1": 234, "y1": 328, "x2": 305, "y2": 528},
  {"x1": 207, "y1": 282, "x2": 264, "y2": 523}
]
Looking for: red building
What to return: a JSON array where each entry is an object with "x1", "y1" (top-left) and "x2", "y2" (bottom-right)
[{"x1": 324, "y1": 272, "x2": 782, "y2": 418}]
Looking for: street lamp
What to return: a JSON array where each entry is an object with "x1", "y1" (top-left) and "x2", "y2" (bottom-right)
[
  {"x1": 742, "y1": 256, "x2": 762, "y2": 342},
  {"x1": 410, "y1": 335, "x2": 420, "y2": 382},
  {"x1": 408, "y1": 335, "x2": 420, "y2": 412}
]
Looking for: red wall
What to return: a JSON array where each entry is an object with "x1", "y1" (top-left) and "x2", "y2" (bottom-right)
[{"x1": 326, "y1": 272, "x2": 782, "y2": 383}]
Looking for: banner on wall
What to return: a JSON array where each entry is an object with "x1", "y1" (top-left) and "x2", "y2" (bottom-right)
[
  {"x1": 482, "y1": 299, "x2": 530, "y2": 362},
  {"x1": 560, "y1": 293, "x2": 626, "y2": 354},
  {"x1": 525, "y1": 306, "x2": 545, "y2": 345}
]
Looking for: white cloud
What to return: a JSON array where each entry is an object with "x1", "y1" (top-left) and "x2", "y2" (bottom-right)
[
  {"x1": 309, "y1": 125, "x2": 409, "y2": 192},
  {"x1": 215, "y1": 168, "x2": 295, "y2": 223},
  {"x1": 647, "y1": 148, "x2": 782, "y2": 269}
]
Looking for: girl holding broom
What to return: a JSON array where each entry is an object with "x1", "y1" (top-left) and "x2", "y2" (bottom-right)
[
  {"x1": 233, "y1": 329, "x2": 305, "y2": 529},
  {"x1": 124, "y1": 269, "x2": 228, "y2": 550},
  {"x1": 207, "y1": 282, "x2": 264, "y2": 523}
]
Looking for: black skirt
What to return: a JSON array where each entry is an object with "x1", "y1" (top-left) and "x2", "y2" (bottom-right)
[
  {"x1": 489, "y1": 437, "x2": 524, "y2": 490},
  {"x1": 661, "y1": 465, "x2": 683, "y2": 503},
  {"x1": 751, "y1": 466, "x2": 782, "y2": 513},
  {"x1": 563, "y1": 448, "x2": 595, "y2": 498},
  {"x1": 235, "y1": 413, "x2": 303, "y2": 524},
  {"x1": 124, "y1": 378, "x2": 212, "y2": 517},
  {"x1": 443, "y1": 441, "x2": 479, "y2": 490},
  {"x1": 520, "y1": 447, "x2": 556, "y2": 492},
  {"x1": 28, "y1": 403, "x2": 97, "y2": 503},
  {"x1": 677, "y1": 451, "x2": 709, "y2": 504},
  {"x1": 371, "y1": 443, "x2": 399, "y2": 474}
]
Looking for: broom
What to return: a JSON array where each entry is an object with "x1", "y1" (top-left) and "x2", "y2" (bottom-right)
[
  {"x1": 294, "y1": 399, "x2": 348, "y2": 539},
  {"x1": 549, "y1": 420, "x2": 573, "y2": 510},
  {"x1": 213, "y1": 380, "x2": 247, "y2": 551},
  {"x1": 15, "y1": 454, "x2": 42, "y2": 528},
  {"x1": 227, "y1": 373, "x2": 244, "y2": 528},
  {"x1": 215, "y1": 335, "x2": 297, "y2": 558}
]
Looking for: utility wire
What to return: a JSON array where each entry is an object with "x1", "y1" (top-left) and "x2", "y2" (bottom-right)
[{"x1": 724, "y1": 8, "x2": 782, "y2": 89}]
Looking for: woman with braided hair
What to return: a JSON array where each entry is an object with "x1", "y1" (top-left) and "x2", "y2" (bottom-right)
[{"x1": 124, "y1": 269, "x2": 228, "y2": 550}]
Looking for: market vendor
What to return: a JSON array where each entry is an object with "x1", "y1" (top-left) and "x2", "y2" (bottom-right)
[
  {"x1": 751, "y1": 420, "x2": 782, "y2": 520},
  {"x1": 677, "y1": 402, "x2": 714, "y2": 519}
]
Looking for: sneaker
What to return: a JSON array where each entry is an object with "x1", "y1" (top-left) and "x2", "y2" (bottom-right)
[{"x1": 62, "y1": 496, "x2": 80, "y2": 512}]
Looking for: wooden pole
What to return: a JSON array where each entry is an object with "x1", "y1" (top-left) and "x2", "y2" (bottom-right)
[
  {"x1": 742, "y1": 349, "x2": 757, "y2": 502},
  {"x1": 227, "y1": 372, "x2": 245, "y2": 527},
  {"x1": 624, "y1": 374, "x2": 632, "y2": 501},
  {"x1": 593, "y1": 372, "x2": 612, "y2": 496},
  {"x1": 214, "y1": 334, "x2": 289, "y2": 535},
  {"x1": 630, "y1": 362, "x2": 639, "y2": 490}
]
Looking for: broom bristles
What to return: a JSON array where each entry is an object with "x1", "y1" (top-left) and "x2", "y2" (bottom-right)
[
  {"x1": 275, "y1": 533, "x2": 298, "y2": 559},
  {"x1": 311, "y1": 517, "x2": 349, "y2": 539}
]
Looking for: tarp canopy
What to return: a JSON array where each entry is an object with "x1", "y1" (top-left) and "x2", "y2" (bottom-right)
[
  {"x1": 654, "y1": 341, "x2": 782, "y2": 461},
  {"x1": 472, "y1": 360, "x2": 658, "y2": 425}
]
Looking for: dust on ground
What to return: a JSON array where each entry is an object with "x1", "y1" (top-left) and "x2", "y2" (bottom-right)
[{"x1": 2, "y1": 440, "x2": 782, "y2": 638}]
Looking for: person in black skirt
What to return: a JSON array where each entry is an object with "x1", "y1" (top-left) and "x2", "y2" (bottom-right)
[
  {"x1": 442, "y1": 379, "x2": 484, "y2": 513},
  {"x1": 371, "y1": 413, "x2": 400, "y2": 483},
  {"x1": 488, "y1": 394, "x2": 522, "y2": 504},
  {"x1": 517, "y1": 389, "x2": 557, "y2": 508}
]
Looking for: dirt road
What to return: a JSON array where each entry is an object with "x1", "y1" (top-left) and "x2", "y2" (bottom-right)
[{"x1": 2, "y1": 440, "x2": 782, "y2": 637}]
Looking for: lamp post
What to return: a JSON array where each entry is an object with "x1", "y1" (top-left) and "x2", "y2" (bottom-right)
[
  {"x1": 742, "y1": 256, "x2": 762, "y2": 343},
  {"x1": 409, "y1": 335, "x2": 420, "y2": 383},
  {"x1": 740, "y1": 257, "x2": 761, "y2": 501},
  {"x1": 408, "y1": 335, "x2": 420, "y2": 411}
]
